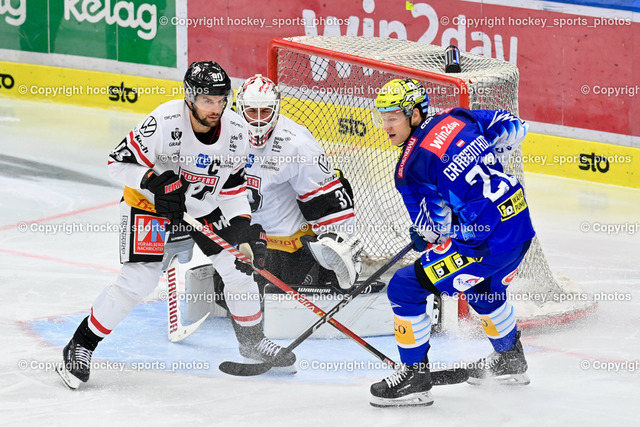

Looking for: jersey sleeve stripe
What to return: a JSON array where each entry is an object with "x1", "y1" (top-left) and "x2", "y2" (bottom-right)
[
  {"x1": 128, "y1": 131, "x2": 154, "y2": 168},
  {"x1": 219, "y1": 186, "x2": 247, "y2": 196},
  {"x1": 298, "y1": 178, "x2": 341, "y2": 201}
]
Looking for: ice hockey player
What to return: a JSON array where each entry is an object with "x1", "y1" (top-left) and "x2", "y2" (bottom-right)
[
  {"x1": 368, "y1": 78, "x2": 535, "y2": 407},
  {"x1": 234, "y1": 74, "x2": 362, "y2": 292},
  {"x1": 56, "y1": 61, "x2": 295, "y2": 390}
]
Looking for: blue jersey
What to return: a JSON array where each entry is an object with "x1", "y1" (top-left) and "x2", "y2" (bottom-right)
[{"x1": 395, "y1": 108, "x2": 535, "y2": 257}]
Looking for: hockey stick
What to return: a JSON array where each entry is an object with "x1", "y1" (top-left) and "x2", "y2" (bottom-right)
[
  {"x1": 219, "y1": 241, "x2": 414, "y2": 377},
  {"x1": 183, "y1": 214, "x2": 468, "y2": 384},
  {"x1": 181, "y1": 213, "x2": 398, "y2": 367},
  {"x1": 166, "y1": 254, "x2": 210, "y2": 342}
]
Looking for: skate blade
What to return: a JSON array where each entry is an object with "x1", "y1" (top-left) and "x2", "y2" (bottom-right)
[
  {"x1": 467, "y1": 373, "x2": 530, "y2": 386},
  {"x1": 370, "y1": 391, "x2": 434, "y2": 408},
  {"x1": 241, "y1": 357, "x2": 297, "y2": 375},
  {"x1": 55, "y1": 363, "x2": 81, "y2": 390}
]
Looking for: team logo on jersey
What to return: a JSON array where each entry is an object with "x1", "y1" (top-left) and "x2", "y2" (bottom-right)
[
  {"x1": 170, "y1": 128, "x2": 182, "y2": 146},
  {"x1": 245, "y1": 174, "x2": 262, "y2": 211},
  {"x1": 420, "y1": 116, "x2": 465, "y2": 159},
  {"x1": 181, "y1": 170, "x2": 220, "y2": 201},
  {"x1": 195, "y1": 153, "x2": 212, "y2": 168},
  {"x1": 133, "y1": 214, "x2": 170, "y2": 255},
  {"x1": 246, "y1": 153, "x2": 255, "y2": 168},
  {"x1": 139, "y1": 116, "x2": 157, "y2": 137}
]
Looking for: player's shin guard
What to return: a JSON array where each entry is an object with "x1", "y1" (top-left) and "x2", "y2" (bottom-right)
[{"x1": 394, "y1": 312, "x2": 432, "y2": 365}]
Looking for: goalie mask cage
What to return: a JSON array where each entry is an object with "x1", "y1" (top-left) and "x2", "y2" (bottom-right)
[{"x1": 268, "y1": 36, "x2": 596, "y2": 328}]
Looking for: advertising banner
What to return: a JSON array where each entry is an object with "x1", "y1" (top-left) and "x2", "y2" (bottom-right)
[
  {"x1": 186, "y1": 0, "x2": 639, "y2": 137},
  {"x1": 0, "y1": 0, "x2": 177, "y2": 67}
]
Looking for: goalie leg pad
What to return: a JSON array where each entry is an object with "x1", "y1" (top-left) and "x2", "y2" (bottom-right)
[
  {"x1": 184, "y1": 264, "x2": 228, "y2": 323},
  {"x1": 303, "y1": 232, "x2": 362, "y2": 289}
]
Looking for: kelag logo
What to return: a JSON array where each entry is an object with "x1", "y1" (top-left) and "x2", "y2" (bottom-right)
[
  {"x1": 0, "y1": 0, "x2": 26, "y2": 26},
  {"x1": 108, "y1": 82, "x2": 138, "y2": 103},
  {"x1": 64, "y1": 0, "x2": 158, "y2": 40},
  {"x1": 0, "y1": 73, "x2": 14, "y2": 89}
]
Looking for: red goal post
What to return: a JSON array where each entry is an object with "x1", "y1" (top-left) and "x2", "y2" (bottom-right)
[{"x1": 268, "y1": 37, "x2": 470, "y2": 110}]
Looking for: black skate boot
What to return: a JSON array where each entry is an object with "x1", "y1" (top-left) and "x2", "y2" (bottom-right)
[
  {"x1": 233, "y1": 320, "x2": 296, "y2": 372},
  {"x1": 467, "y1": 331, "x2": 530, "y2": 385},
  {"x1": 56, "y1": 317, "x2": 102, "y2": 390},
  {"x1": 370, "y1": 355, "x2": 434, "y2": 408},
  {"x1": 56, "y1": 338, "x2": 94, "y2": 389}
]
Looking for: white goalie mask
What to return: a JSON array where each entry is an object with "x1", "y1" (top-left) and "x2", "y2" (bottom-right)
[{"x1": 236, "y1": 74, "x2": 281, "y2": 148}]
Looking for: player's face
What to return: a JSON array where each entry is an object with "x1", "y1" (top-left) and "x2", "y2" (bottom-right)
[
  {"x1": 192, "y1": 94, "x2": 227, "y2": 128},
  {"x1": 243, "y1": 107, "x2": 275, "y2": 126},
  {"x1": 380, "y1": 110, "x2": 412, "y2": 146}
]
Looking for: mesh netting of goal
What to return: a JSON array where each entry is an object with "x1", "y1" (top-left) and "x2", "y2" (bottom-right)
[{"x1": 268, "y1": 36, "x2": 596, "y2": 327}]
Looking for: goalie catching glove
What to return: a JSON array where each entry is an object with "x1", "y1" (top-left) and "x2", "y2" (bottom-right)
[
  {"x1": 234, "y1": 220, "x2": 267, "y2": 275},
  {"x1": 303, "y1": 232, "x2": 363, "y2": 289}
]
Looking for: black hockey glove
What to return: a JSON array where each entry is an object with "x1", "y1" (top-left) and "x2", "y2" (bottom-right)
[
  {"x1": 235, "y1": 221, "x2": 267, "y2": 275},
  {"x1": 140, "y1": 170, "x2": 187, "y2": 222}
]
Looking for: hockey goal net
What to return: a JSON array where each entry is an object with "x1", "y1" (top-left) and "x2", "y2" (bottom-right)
[{"x1": 268, "y1": 36, "x2": 596, "y2": 328}]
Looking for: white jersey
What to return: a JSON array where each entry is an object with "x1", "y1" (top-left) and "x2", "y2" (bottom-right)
[
  {"x1": 245, "y1": 115, "x2": 355, "y2": 251},
  {"x1": 108, "y1": 99, "x2": 250, "y2": 220}
]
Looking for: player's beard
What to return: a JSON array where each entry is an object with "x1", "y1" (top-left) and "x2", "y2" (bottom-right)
[{"x1": 193, "y1": 108, "x2": 220, "y2": 128}]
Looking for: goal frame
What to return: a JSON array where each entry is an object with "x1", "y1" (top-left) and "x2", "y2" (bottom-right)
[
  {"x1": 267, "y1": 37, "x2": 478, "y2": 319},
  {"x1": 268, "y1": 38, "x2": 469, "y2": 109},
  {"x1": 266, "y1": 36, "x2": 596, "y2": 329}
]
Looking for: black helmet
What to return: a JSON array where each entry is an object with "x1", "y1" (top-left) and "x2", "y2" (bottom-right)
[{"x1": 183, "y1": 61, "x2": 231, "y2": 103}]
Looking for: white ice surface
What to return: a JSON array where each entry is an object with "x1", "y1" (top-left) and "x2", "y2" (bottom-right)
[{"x1": 1, "y1": 98, "x2": 639, "y2": 426}]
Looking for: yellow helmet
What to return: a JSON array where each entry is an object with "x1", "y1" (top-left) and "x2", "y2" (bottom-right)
[{"x1": 372, "y1": 78, "x2": 429, "y2": 127}]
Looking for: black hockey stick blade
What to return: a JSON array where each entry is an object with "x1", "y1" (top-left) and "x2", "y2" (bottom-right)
[
  {"x1": 218, "y1": 360, "x2": 273, "y2": 377},
  {"x1": 220, "y1": 359, "x2": 468, "y2": 385},
  {"x1": 432, "y1": 367, "x2": 469, "y2": 385}
]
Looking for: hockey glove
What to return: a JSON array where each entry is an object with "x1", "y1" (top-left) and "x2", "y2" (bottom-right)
[
  {"x1": 140, "y1": 170, "x2": 188, "y2": 222},
  {"x1": 409, "y1": 225, "x2": 432, "y2": 252},
  {"x1": 235, "y1": 222, "x2": 267, "y2": 275},
  {"x1": 302, "y1": 232, "x2": 363, "y2": 289}
]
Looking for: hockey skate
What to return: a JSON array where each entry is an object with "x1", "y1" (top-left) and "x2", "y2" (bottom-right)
[
  {"x1": 467, "y1": 331, "x2": 530, "y2": 386},
  {"x1": 56, "y1": 338, "x2": 93, "y2": 390},
  {"x1": 370, "y1": 356, "x2": 434, "y2": 408},
  {"x1": 240, "y1": 337, "x2": 296, "y2": 368},
  {"x1": 234, "y1": 321, "x2": 296, "y2": 373}
]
